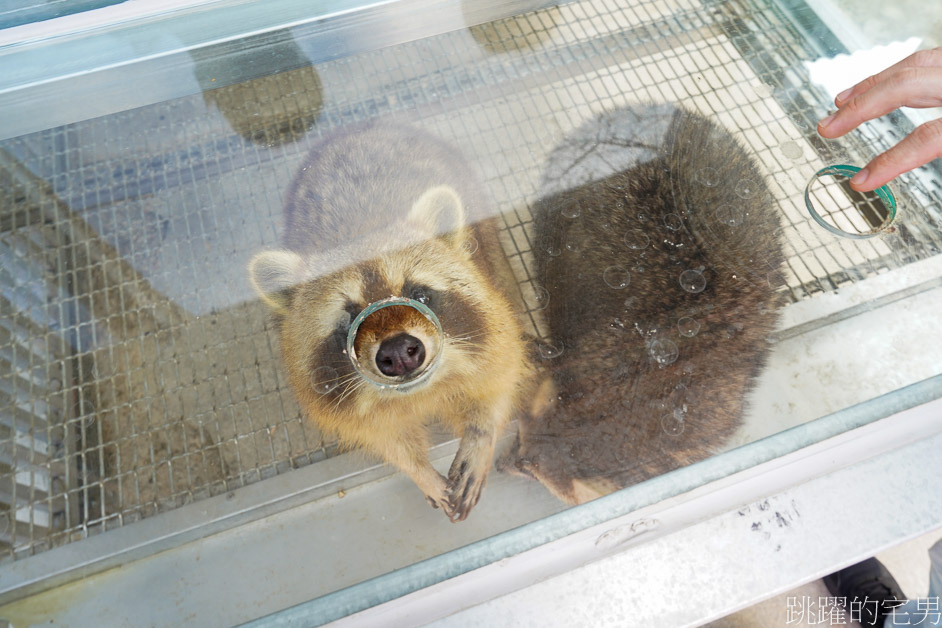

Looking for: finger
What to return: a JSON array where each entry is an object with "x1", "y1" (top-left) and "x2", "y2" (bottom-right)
[
  {"x1": 849, "y1": 119, "x2": 942, "y2": 191},
  {"x1": 833, "y1": 47, "x2": 942, "y2": 108},
  {"x1": 818, "y1": 66, "x2": 942, "y2": 139}
]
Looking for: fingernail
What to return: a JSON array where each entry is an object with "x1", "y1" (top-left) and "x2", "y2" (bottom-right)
[
  {"x1": 851, "y1": 168, "x2": 869, "y2": 186},
  {"x1": 818, "y1": 114, "x2": 834, "y2": 128},
  {"x1": 836, "y1": 87, "x2": 853, "y2": 103}
]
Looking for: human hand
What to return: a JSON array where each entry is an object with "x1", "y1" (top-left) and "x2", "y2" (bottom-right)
[{"x1": 816, "y1": 47, "x2": 942, "y2": 192}]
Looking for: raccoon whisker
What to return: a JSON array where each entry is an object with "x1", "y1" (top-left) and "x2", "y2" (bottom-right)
[
  {"x1": 314, "y1": 369, "x2": 360, "y2": 387},
  {"x1": 448, "y1": 327, "x2": 496, "y2": 342},
  {"x1": 332, "y1": 379, "x2": 367, "y2": 411}
]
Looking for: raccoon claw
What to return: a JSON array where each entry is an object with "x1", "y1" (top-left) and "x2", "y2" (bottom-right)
[
  {"x1": 446, "y1": 469, "x2": 486, "y2": 522},
  {"x1": 425, "y1": 487, "x2": 452, "y2": 513}
]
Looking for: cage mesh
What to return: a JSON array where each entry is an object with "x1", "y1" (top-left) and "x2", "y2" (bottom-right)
[{"x1": 0, "y1": 0, "x2": 940, "y2": 562}]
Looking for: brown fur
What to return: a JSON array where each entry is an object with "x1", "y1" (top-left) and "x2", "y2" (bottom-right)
[
  {"x1": 499, "y1": 105, "x2": 786, "y2": 504},
  {"x1": 249, "y1": 122, "x2": 530, "y2": 521}
]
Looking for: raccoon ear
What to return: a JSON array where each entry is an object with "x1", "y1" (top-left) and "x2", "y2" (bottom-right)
[
  {"x1": 407, "y1": 185, "x2": 469, "y2": 250},
  {"x1": 248, "y1": 250, "x2": 306, "y2": 311}
]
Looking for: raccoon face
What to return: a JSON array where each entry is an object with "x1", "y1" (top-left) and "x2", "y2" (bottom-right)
[{"x1": 249, "y1": 185, "x2": 489, "y2": 401}]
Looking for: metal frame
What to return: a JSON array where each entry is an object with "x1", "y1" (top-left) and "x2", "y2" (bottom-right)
[{"x1": 0, "y1": 0, "x2": 558, "y2": 140}]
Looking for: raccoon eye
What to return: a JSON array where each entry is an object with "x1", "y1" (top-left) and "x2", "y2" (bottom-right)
[
  {"x1": 336, "y1": 311, "x2": 352, "y2": 331},
  {"x1": 338, "y1": 302, "x2": 361, "y2": 331},
  {"x1": 408, "y1": 285, "x2": 437, "y2": 307}
]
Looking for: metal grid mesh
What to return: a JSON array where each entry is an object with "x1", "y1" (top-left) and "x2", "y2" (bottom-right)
[{"x1": 0, "y1": 0, "x2": 940, "y2": 562}]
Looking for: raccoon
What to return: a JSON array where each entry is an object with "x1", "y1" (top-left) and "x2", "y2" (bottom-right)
[
  {"x1": 249, "y1": 123, "x2": 529, "y2": 522},
  {"x1": 498, "y1": 104, "x2": 785, "y2": 504}
]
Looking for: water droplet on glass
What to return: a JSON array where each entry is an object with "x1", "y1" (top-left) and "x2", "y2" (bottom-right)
[
  {"x1": 696, "y1": 167, "x2": 719, "y2": 187},
  {"x1": 648, "y1": 338, "x2": 679, "y2": 367},
  {"x1": 633, "y1": 264, "x2": 645, "y2": 274},
  {"x1": 603, "y1": 266, "x2": 631, "y2": 289},
  {"x1": 682, "y1": 362, "x2": 694, "y2": 375},
  {"x1": 679, "y1": 269, "x2": 706, "y2": 294},
  {"x1": 677, "y1": 317, "x2": 700, "y2": 337},
  {"x1": 661, "y1": 413, "x2": 685, "y2": 436},
  {"x1": 530, "y1": 284, "x2": 550, "y2": 311},
  {"x1": 564, "y1": 235, "x2": 582, "y2": 253},
  {"x1": 624, "y1": 232, "x2": 650, "y2": 250},
  {"x1": 463, "y1": 235, "x2": 479, "y2": 255},
  {"x1": 734, "y1": 179, "x2": 757, "y2": 199},
  {"x1": 664, "y1": 213, "x2": 683, "y2": 231},
  {"x1": 716, "y1": 205, "x2": 743, "y2": 227},
  {"x1": 541, "y1": 236, "x2": 562, "y2": 257},
  {"x1": 637, "y1": 213, "x2": 649, "y2": 222},
  {"x1": 780, "y1": 141, "x2": 803, "y2": 160},
  {"x1": 311, "y1": 366, "x2": 340, "y2": 394},
  {"x1": 538, "y1": 341, "x2": 564, "y2": 359}
]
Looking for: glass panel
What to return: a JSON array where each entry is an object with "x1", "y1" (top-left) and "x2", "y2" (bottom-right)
[{"x1": 1, "y1": 0, "x2": 940, "y2": 618}]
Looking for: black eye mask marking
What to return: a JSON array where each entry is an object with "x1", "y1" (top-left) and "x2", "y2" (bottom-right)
[{"x1": 404, "y1": 282, "x2": 440, "y2": 310}]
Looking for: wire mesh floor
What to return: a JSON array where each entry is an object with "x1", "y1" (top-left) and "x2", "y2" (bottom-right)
[{"x1": 1, "y1": 0, "x2": 941, "y2": 563}]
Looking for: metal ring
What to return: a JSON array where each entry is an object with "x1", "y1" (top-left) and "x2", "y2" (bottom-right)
[
  {"x1": 345, "y1": 297, "x2": 444, "y2": 392},
  {"x1": 804, "y1": 164, "x2": 897, "y2": 239}
]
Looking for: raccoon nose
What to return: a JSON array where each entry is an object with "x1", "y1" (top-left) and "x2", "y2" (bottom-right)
[{"x1": 376, "y1": 334, "x2": 426, "y2": 377}]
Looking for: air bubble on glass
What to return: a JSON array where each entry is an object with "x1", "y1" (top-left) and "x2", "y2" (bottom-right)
[
  {"x1": 311, "y1": 366, "x2": 340, "y2": 394},
  {"x1": 541, "y1": 236, "x2": 562, "y2": 257},
  {"x1": 780, "y1": 141, "x2": 803, "y2": 160},
  {"x1": 603, "y1": 265, "x2": 631, "y2": 289},
  {"x1": 614, "y1": 445, "x2": 631, "y2": 466},
  {"x1": 564, "y1": 235, "x2": 582, "y2": 253},
  {"x1": 463, "y1": 235, "x2": 479, "y2": 255},
  {"x1": 561, "y1": 203, "x2": 582, "y2": 219},
  {"x1": 336, "y1": 310, "x2": 352, "y2": 332},
  {"x1": 624, "y1": 232, "x2": 650, "y2": 250},
  {"x1": 664, "y1": 213, "x2": 683, "y2": 231},
  {"x1": 752, "y1": 81, "x2": 773, "y2": 98},
  {"x1": 677, "y1": 316, "x2": 700, "y2": 337},
  {"x1": 537, "y1": 341, "x2": 564, "y2": 359},
  {"x1": 696, "y1": 167, "x2": 719, "y2": 187},
  {"x1": 679, "y1": 269, "x2": 706, "y2": 294},
  {"x1": 660, "y1": 413, "x2": 685, "y2": 436},
  {"x1": 648, "y1": 338, "x2": 679, "y2": 367},
  {"x1": 734, "y1": 179, "x2": 757, "y2": 199},
  {"x1": 530, "y1": 284, "x2": 550, "y2": 311},
  {"x1": 716, "y1": 205, "x2": 743, "y2": 227}
]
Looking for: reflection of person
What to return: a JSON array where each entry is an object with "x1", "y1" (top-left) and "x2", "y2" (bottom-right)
[
  {"x1": 817, "y1": 47, "x2": 942, "y2": 192},
  {"x1": 823, "y1": 537, "x2": 942, "y2": 627}
]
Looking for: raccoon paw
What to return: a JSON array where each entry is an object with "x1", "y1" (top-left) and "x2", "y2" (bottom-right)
[
  {"x1": 446, "y1": 462, "x2": 487, "y2": 523},
  {"x1": 423, "y1": 475, "x2": 451, "y2": 513},
  {"x1": 425, "y1": 493, "x2": 450, "y2": 511}
]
